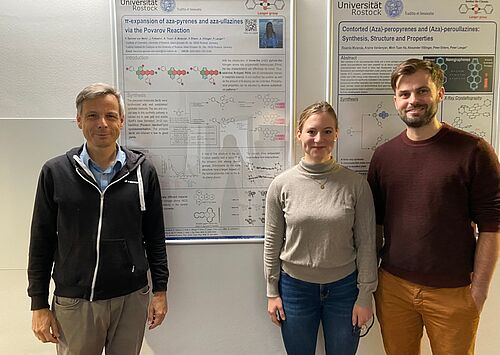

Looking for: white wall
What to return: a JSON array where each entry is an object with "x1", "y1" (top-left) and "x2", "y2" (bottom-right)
[{"x1": 1, "y1": 1, "x2": 499, "y2": 354}]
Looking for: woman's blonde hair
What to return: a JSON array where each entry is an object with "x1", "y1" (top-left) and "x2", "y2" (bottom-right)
[{"x1": 297, "y1": 101, "x2": 338, "y2": 132}]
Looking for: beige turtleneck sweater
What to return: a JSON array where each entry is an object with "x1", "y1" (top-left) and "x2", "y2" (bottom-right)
[{"x1": 264, "y1": 158, "x2": 377, "y2": 308}]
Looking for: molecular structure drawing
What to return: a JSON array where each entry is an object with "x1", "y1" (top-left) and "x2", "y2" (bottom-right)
[
  {"x1": 436, "y1": 57, "x2": 489, "y2": 91},
  {"x1": 452, "y1": 117, "x2": 487, "y2": 138},
  {"x1": 467, "y1": 58, "x2": 483, "y2": 91},
  {"x1": 245, "y1": 0, "x2": 285, "y2": 10},
  {"x1": 346, "y1": 124, "x2": 384, "y2": 151},
  {"x1": 173, "y1": 109, "x2": 186, "y2": 116},
  {"x1": 458, "y1": 99, "x2": 492, "y2": 120},
  {"x1": 127, "y1": 64, "x2": 222, "y2": 86},
  {"x1": 258, "y1": 190, "x2": 267, "y2": 223},
  {"x1": 126, "y1": 65, "x2": 157, "y2": 85},
  {"x1": 159, "y1": 66, "x2": 189, "y2": 85},
  {"x1": 212, "y1": 117, "x2": 236, "y2": 128},
  {"x1": 254, "y1": 111, "x2": 285, "y2": 125},
  {"x1": 435, "y1": 57, "x2": 449, "y2": 84},
  {"x1": 459, "y1": 3, "x2": 493, "y2": 15},
  {"x1": 253, "y1": 126, "x2": 285, "y2": 141},
  {"x1": 450, "y1": 99, "x2": 491, "y2": 138},
  {"x1": 346, "y1": 102, "x2": 401, "y2": 151},
  {"x1": 207, "y1": 95, "x2": 235, "y2": 109},
  {"x1": 367, "y1": 102, "x2": 391, "y2": 128},
  {"x1": 436, "y1": 57, "x2": 487, "y2": 91},
  {"x1": 194, "y1": 190, "x2": 216, "y2": 205},
  {"x1": 256, "y1": 94, "x2": 283, "y2": 109},
  {"x1": 194, "y1": 207, "x2": 217, "y2": 223},
  {"x1": 244, "y1": 190, "x2": 267, "y2": 225},
  {"x1": 191, "y1": 66, "x2": 220, "y2": 85},
  {"x1": 246, "y1": 162, "x2": 282, "y2": 183}
]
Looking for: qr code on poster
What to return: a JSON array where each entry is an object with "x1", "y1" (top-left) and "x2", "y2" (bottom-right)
[{"x1": 245, "y1": 18, "x2": 257, "y2": 32}]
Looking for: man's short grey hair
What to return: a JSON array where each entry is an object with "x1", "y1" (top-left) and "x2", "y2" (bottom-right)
[{"x1": 75, "y1": 83, "x2": 124, "y2": 116}]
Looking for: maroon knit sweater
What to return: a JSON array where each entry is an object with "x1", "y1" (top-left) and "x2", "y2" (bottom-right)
[{"x1": 368, "y1": 123, "x2": 500, "y2": 287}]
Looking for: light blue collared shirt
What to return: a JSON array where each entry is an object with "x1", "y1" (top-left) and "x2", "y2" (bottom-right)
[{"x1": 80, "y1": 144, "x2": 127, "y2": 191}]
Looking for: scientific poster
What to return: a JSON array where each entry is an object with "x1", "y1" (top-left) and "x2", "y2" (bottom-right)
[
  {"x1": 329, "y1": 0, "x2": 499, "y2": 173},
  {"x1": 113, "y1": 0, "x2": 294, "y2": 241}
]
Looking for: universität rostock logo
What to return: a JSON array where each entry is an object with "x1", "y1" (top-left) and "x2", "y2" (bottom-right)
[
  {"x1": 160, "y1": 0, "x2": 176, "y2": 12},
  {"x1": 385, "y1": 0, "x2": 403, "y2": 17}
]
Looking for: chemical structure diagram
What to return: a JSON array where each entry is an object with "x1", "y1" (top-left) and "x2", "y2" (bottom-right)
[
  {"x1": 169, "y1": 108, "x2": 190, "y2": 125},
  {"x1": 246, "y1": 162, "x2": 282, "y2": 183},
  {"x1": 435, "y1": 57, "x2": 488, "y2": 91},
  {"x1": 191, "y1": 66, "x2": 220, "y2": 85},
  {"x1": 194, "y1": 190, "x2": 216, "y2": 205},
  {"x1": 212, "y1": 116, "x2": 236, "y2": 128},
  {"x1": 172, "y1": 109, "x2": 186, "y2": 116},
  {"x1": 367, "y1": 102, "x2": 392, "y2": 128},
  {"x1": 345, "y1": 102, "x2": 401, "y2": 151},
  {"x1": 253, "y1": 126, "x2": 285, "y2": 141},
  {"x1": 158, "y1": 66, "x2": 189, "y2": 85},
  {"x1": 458, "y1": 3, "x2": 493, "y2": 15},
  {"x1": 466, "y1": 58, "x2": 483, "y2": 91},
  {"x1": 254, "y1": 111, "x2": 285, "y2": 125},
  {"x1": 126, "y1": 65, "x2": 158, "y2": 85},
  {"x1": 434, "y1": 57, "x2": 449, "y2": 84},
  {"x1": 194, "y1": 207, "x2": 217, "y2": 223},
  {"x1": 450, "y1": 99, "x2": 491, "y2": 138},
  {"x1": 452, "y1": 118, "x2": 487, "y2": 138},
  {"x1": 126, "y1": 64, "x2": 220, "y2": 86},
  {"x1": 206, "y1": 95, "x2": 235, "y2": 109},
  {"x1": 245, "y1": 0, "x2": 285, "y2": 10},
  {"x1": 244, "y1": 190, "x2": 267, "y2": 225},
  {"x1": 256, "y1": 94, "x2": 282, "y2": 109}
]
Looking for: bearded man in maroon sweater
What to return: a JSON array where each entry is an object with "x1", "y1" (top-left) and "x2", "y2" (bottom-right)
[{"x1": 367, "y1": 58, "x2": 500, "y2": 355}]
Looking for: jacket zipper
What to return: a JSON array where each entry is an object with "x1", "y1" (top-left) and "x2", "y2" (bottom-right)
[{"x1": 75, "y1": 166, "x2": 130, "y2": 301}]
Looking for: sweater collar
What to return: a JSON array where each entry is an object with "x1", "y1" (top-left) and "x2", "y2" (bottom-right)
[
  {"x1": 298, "y1": 158, "x2": 337, "y2": 175},
  {"x1": 401, "y1": 122, "x2": 450, "y2": 146}
]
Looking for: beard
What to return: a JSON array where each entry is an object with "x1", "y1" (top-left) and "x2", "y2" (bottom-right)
[{"x1": 398, "y1": 101, "x2": 438, "y2": 128}]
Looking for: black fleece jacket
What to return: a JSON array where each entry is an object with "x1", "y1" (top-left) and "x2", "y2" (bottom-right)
[{"x1": 28, "y1": 146, "x2": 168, "y2": 310}]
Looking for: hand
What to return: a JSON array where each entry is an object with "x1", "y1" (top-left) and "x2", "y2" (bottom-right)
[
  {"x1": 470, "y1": 285, "x2": 486, "y2": 314},
  {"x1": 267, "y1": 296, "x2": 286, "y2": 326},
  {"x1": 32, "y1": 308, "x2": 59, "y2": 343},
  {"x1": 148, "y1": 291, "x2": 168, "y2": 330},
  {"x1": 352, "y1": 304, "x2": 373, "y2": 327}
]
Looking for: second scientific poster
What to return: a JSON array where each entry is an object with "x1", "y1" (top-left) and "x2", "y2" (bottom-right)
[
  {"x1": 330, "y1": 0, "x2": 499, "y2": 173},
  {"x1": 113, "y1": 0, "x2": 294, "y2": 241}
]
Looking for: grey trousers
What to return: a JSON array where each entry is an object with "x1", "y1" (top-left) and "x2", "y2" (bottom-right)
[{"x1": 52, "y1": 286, "x2": 150, "y2": 355}]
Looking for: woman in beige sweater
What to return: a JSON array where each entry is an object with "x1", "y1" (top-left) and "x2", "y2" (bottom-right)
[{"x1": 264, "y1": 101, "x2": 377, "y2": 355}]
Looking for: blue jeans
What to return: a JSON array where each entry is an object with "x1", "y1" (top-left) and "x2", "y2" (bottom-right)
[{"x1": 279, "y1": 271, "x2": 360, "y2": 355}]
